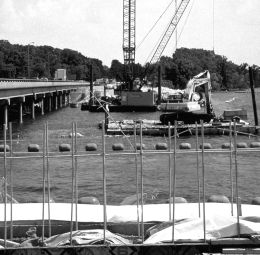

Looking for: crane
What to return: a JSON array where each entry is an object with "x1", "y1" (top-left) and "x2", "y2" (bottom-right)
[
  {"x1": 123, "y1": 0, "x2": 136, "y2": 89},
  {"x1": 149, "y1": 0, "x2": 190, "y2": 64}
]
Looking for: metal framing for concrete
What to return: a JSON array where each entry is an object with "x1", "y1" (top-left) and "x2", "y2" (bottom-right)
[{"x1": 0, "y1": 121, "x2": 260, "y2": 253}]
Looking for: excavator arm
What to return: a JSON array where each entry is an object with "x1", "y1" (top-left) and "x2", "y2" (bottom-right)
[{"x1": 183, "y1": 70, "x2": 213, "y2": 114}]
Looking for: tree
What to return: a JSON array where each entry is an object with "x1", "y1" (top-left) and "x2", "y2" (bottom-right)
[{"x1": 109, "y1": 59, "x2": 124, "y2": 81}]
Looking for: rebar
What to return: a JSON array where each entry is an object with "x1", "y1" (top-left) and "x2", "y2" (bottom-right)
[
  {"x1": 42, "y1": 123, "x2": 46, "y2": 242},
  {"x1": 233, "y1": 121, "x2": 240, "y2": 237},
  {"x1": 0, "y1": 120, "x2": 259, "y2": 246},
  {"x1": 168, "y1": 122, "x2": 172, "y2": 220},
  {"x1": 140, "y1": 123, "x2": 144, "y2": 243},
  {"x1": 134, "y1": 122, "x2": 140, "y2": 237},
  {"x1": 172, "y1": 121, "x2": 177, "y2": 243},
  {"x1": 46, "y1": 122, "x2": 51, "y2": 237},
  {"x1": 70, "y1": 122, "x2": 75, "y2": 245},
  {"x1": 74, "y1": 122, "x2": 78, "y2": 231},
  {"x1": 3, "y1": 124, "x2": 7, "y2": 247},
  {"x1": 102, "y1": 121, "x2": 107, "y2": 243},
  {"x1": 9, "y1": 122, "x2": 13, "y2": 240},
  {"x1": 195, "y1": 122, "x2": 201, "y2": 217},
  {"x1": 229, "y1": 122, "x2": 234, "y2": 216},
  {"x1": 201, "y1": 120, "x2": 206, "y2": 242}
]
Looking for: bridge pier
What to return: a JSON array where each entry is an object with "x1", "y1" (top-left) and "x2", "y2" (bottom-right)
[
  {"x1": 41, "y1": 98, "x2": 44, "y2": 116},
  {"x1": 55, "y1": 94, "x2": 58, "y2": 110},
  {"x1": 63, "y1": 93, "x2": 67, "y2": 106},
  {"x1": 60, "y1": 93, "x2": 63, "y2": 108},
  {"x1": 49, "y1": 96, "x2": 52, "y2": 112},
  {"x1": 4, "y1": 104, "x2": 9, "y2": 128},
  {"x1": 31, "y1": 100, "x2": 35, "y2": 120},
  {"x1": 67, "y1": 94, "x2": 71, "y2": 105},
  {"x1": 19, "y1": 97, "x2": 25, "y2": 124},
  {"x1": 19, "y1": 102, "x2": 23, "y2": 124}
]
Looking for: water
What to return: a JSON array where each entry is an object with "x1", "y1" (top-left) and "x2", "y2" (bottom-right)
[{"x1": 0, "y1": 90, "x2": 259, "y2": 205}]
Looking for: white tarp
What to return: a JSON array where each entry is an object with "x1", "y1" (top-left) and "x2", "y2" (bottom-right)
[
  {"x1": 1, "y1": 203, "x2": 260, "y2": 222},
  {"x1": 43, "y1": 229, "x2": 131, "y2": 246},
  {"x1": 144, "y1": 215, "x2": 260, "y2": 243},
  {"x1": 160, "y1": 102, "x2": 201, "y2": 112}
]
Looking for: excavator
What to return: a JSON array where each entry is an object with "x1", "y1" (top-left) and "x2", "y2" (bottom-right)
[{"x1": 159, "y1": 70, "x2": 215, "y2": 125}]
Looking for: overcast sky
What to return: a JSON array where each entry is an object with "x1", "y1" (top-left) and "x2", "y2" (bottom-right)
[{"x1": 0, "y1": 0, "x2": 260, "y2": 67}]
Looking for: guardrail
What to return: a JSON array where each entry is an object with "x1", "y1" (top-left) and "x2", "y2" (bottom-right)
[
  {"x1": 0, "y1": 78, "x2": 88, "y2": 83},
  {"x1": 0, "y1": 80, "x2": 89, "y2": 92}
]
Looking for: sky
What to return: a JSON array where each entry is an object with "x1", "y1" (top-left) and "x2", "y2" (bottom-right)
[{"x1": 0, "y1": 0, "x2": 260, "y2": 67}]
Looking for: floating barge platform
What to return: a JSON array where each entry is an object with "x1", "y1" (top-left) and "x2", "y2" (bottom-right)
[
  {"x1": 83, "y1": 104, "x2": 158, "y2": 112},
  {"x1": 105, "y1": 119, "x2": 259, "y2": 136}
]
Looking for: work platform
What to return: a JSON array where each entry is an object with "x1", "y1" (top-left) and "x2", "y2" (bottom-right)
[{"x1": 105, "y1": 119, "x2": 259, "y2": 136}]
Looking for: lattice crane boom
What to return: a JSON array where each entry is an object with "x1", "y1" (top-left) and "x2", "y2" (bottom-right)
[
  {"x1": 123, "y1": 0, "x2": 136, "y2": 66},
  {"x1": 149, "y1": 0, "x2": 190, "y2": 64}
]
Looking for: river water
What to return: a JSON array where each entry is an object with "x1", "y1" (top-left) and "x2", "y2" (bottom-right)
[{"x1": 0, "y1": 89, "x2": 259, "y2": 205}]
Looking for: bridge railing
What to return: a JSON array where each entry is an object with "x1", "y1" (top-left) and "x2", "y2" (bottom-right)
[
  {"x1": 0, "y1": 79, "x2": 89, "y2": 90},
  {"x1": 0, "y1": 78, "x2": 88, "y2": 83}
]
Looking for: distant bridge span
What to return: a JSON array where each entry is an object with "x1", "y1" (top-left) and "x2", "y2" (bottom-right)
[
  {"x1": 0, "y1": 79, "x2": 89, "y2": 100},
  {"x1": 0, "y1": 79, "x2": 90, "y2": 125}
]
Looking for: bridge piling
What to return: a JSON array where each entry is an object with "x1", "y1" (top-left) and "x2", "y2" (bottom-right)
[
  {"x1": 41, "y1": 99, "x2": 44, "y2": 116},
  {"x1": 18, "y1": 97, "x2": 25, "y2": 124},
  {"x1": 31, "y1": 100, "x2": 35, "y2": 120},
  {"x1": 49, "y1": 96, "x2": 52, "y2": 112},
  {"x1": 62, "y1": 93, "x2": 65, "y2": 107},
  {"x1": 19, "y1": 102, "x2": 23, "y2": 124},
  {"x1": 60, "y1": 93, "x2": 63, "y2": 108},
  {"x1": 55, "y1": 94, "x2": 58, "y2": 110},
  {"x1": 4, "y1": 104, "x2": 8, "y2": 128}
]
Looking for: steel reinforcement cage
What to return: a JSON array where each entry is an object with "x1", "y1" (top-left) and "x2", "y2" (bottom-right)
[{"x1": 0, "y1": 121, "x2": 260, "y2": 254}]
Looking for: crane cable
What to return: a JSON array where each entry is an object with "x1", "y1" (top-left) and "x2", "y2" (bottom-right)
[
  {"x1": 176, "y1": 0, "x2": 195, "y2": 45},
  {"x1": 212, "y1": 0, "x2": 215, "y2": 52},
  {"x1": 145, "y1": 0, "x2": 194, "y2": 64},
  {"x1": 136, "y1": 0, "x2": 175, "y2": 50}
]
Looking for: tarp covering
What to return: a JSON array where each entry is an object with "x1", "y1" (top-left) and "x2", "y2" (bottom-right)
[
  {"x1": 144, "y1": 215, "x2": 260, "y2": 243},
  {"x1": 1, "y1": 203, "x2": 260, "y2": 222},
  {"x1": 44, "y1": 229, "x2": 132, "y2": 246}
]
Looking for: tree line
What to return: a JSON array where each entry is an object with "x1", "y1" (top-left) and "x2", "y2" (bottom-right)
[
  {"x1": 0, "y1": 40, "x2": 107, "y2": 81},
  {"x1": 0, "y1": 40, "x2": 259, "y2": 90}
]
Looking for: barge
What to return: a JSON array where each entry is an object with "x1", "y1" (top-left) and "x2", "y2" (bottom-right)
[{"x1": 103, "y1": 119, "x2": 259, "y2": 136}]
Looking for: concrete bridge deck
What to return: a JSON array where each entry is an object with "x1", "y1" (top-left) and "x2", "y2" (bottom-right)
[{"x1": 0, "y1": 79, "x2": 89, "y2": 125}]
